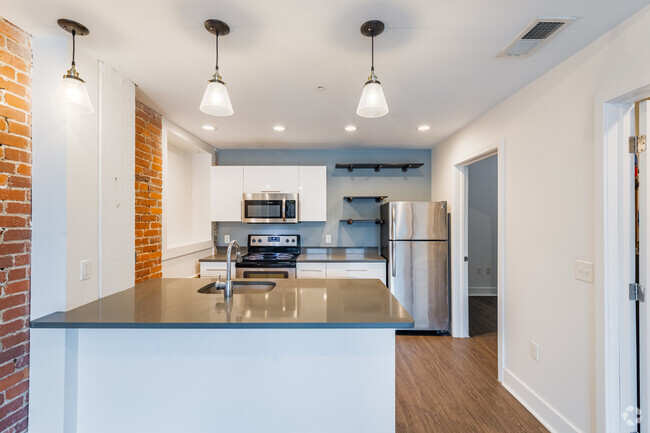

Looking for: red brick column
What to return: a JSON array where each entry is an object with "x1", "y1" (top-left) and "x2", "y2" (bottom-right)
[
  {"x1": 0, "y1": 17, "x2": 31, "y2": 433},
  {"x1": 135, "y1": 101, "x2": 162, "y2": 283}
]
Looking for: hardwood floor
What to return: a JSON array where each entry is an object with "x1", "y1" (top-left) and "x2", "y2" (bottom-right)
[
  {"x1": 395, "y1": 296, "x2": 547, "y2": 432},
  {"x1": 469, "y1": 296, "x2": 498, "y2": 336}
]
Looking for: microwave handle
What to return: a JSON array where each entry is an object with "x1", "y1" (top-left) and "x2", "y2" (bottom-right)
[
  {"x1": 282, "y1": 197, "x2": 286, "y2": 222},
  {"x1": 261, "y1": 190, "x2": 281, "y2": 193}
]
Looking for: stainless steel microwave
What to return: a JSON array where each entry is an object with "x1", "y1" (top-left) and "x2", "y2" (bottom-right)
[{"x1": 241, "y1": 193, "x2": 299, "y2": 223}]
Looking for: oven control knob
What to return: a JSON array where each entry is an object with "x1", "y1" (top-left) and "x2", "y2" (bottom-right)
[
  {"x1": 285, "y1": 239, "x2": 289, "y2": 243},
  {"x1": 258, "y1": 238, "x2": 262, "y2": 243},
  {"x1": 252, "y1": 239, "x2": 256, "y2": 243},
  {"x1": 292, "y1": 239, "x2": 296, "y2": 243}
]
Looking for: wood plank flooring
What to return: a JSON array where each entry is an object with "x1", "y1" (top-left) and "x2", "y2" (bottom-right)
[{"x1": 395, "y1": 297, "x2": 547, "y2": 432}]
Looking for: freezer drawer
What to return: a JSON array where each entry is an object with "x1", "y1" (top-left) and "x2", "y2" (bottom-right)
[{"x1": 388, "y1": 240, "x2": 449, "y2": 331}]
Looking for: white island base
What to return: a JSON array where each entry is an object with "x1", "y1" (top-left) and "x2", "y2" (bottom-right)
[{"x1": 30, "y1": 328, "x2": 396, "y2": 433}]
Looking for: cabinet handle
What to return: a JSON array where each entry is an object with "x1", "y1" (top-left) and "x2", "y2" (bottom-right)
[
  {"x1": 346, "y1": 269, "x2": 367, "y2": 272},
  {"x1": 301, "y1": 269, "x2": 323, "y2": 272},
  {"x1": 261, "y1": 190, "x2": 281, "y2": 192},
  {"x1": 205, "y1": 268, "x2": 225, "y2": 271}
]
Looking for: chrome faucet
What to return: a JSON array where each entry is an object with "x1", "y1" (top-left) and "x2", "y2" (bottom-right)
[{"x1": 223, "y1": 240, "x2": 242, "y2": 298}]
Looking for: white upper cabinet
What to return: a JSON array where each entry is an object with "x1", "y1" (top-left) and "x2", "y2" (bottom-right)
[
  {"x1": 243, "y1": 166, "x2": 299, "y2": 193},
  {"x1": 210, "y1": 166, "x2": 243, "y2": 221},
  {"x1": 211, "y1": 165, "x2": 327, "y2": 222},
  {"x1": 299, "y1": 166, "x2": 327, "y2": 221}
]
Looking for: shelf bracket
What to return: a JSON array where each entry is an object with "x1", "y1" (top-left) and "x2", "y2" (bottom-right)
[
  {"x1": 347, "y1": 164, "x2": 354, "y2": 173},
  {"x1": 374, "y1": 164, "x2": 382, "y2": 172},
  {"x1": 402, "y1": 164, "x2": 412, "y2": 173}
]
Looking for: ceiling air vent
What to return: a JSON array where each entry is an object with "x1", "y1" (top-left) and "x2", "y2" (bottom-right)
[{"x1": 498, "y1": 17, "x2": 577, "y2": 58}]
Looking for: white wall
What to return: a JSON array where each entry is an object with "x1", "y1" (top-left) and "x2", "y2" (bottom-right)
[
  {"x1": 468, "y1": 155, "x2": 497, "y2": 294},
  {"x1": 161, "y1": 120, "x2": 213, "y2": 278},
  {"x1": 430, "y1": 6, "x2": 650, "y2": 432},
  {"x1": 32, "y1": 37, "x2": 135, "y2": 316}
]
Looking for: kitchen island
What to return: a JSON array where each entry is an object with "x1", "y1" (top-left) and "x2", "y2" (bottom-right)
[{"x1": 30, "y1": 278, "x2": 413, "y2": 433}]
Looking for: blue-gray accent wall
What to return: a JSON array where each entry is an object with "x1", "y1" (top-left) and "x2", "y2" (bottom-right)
[{"x1": 217, "y1": 148, "x2": 431, "y2": 247}]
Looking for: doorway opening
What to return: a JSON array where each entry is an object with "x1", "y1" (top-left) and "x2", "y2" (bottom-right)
[
  {"x1": 467, "y1": 155, "x2": 498, "y2": 338},
  {"x1": 450, "y1": 140, "x2": 505, "y2": 380}
]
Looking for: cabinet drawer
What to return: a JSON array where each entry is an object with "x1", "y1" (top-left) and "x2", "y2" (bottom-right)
[
  {"x1": 296, "y1": 262, "x2": 327, "y2": 279},
  {"x1": 326, "y1": 262, "x2": 386, "y2": 285},
  {"x1": 200, "y1": 262, "x2": 234, "y2": 278}
]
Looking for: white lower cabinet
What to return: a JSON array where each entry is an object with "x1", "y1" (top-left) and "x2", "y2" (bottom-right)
[
  {"x1": 326, "y1": 262, "x2": 386, "y2": 285},
  {"x1": 297, "y1": 262, "x2": 386, "y2": 285},
  {"x1": 296, "y1": 262, "x2": 327, "y2": 279},
  {"x1": 199, "y1": 261, "x2": 235, "y2": 279}
]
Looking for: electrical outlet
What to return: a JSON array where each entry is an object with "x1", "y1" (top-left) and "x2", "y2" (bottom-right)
[
  {"x1": 224, "y1": 235, "x2": 230, "y2": 244},
  {"x1": 575, "y1": 260, "x2": 594, "y2": 283},
  {"x1": 325, "y1": 234, "x2": 332, "y2": 244},
  {"x1": 476, "y1": 267, "x2": 482, "y2": 274},
  {"x1": 486, "y1": 267, "x2": 492, "y2": 275},
  {"x1": 529, "y1": 340, "x2": 539, "y2": 361},
  {"x1": 80, "y1": 260, "x2": 91, "y2": 281}
]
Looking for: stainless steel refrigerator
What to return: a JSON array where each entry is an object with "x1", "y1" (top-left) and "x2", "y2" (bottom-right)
[{"x1": 380, "y1": 201, "x2": 449, "y2": 332}]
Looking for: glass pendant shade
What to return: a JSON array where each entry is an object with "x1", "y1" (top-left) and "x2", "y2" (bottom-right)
[
  {"x1": 200, "y1": 79, "x2": 233, "y2": 116},
  {"x1": 53, "y1": 76, "x2": 93, "y2": 113},
  {"x1": 356, "y1": 80, "x2": 388, "y2": 118}
]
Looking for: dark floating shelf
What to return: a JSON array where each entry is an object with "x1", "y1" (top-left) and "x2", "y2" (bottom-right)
[
  {"x1": 343, "y1": 196, "x2": 387, "y2": 203},
  {"x1": 340, "y1": 218, "x2": 383, "y2": 225},
  {"x1": 335, "y1": 163, "x2": 424, "y2": 173}
]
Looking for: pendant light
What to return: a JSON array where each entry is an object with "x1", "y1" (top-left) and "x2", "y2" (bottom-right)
[
  {"x1": 357, "y1": 20, "x2": 388, "y2": 118},
  {"x1": 52, "y1": 19, "x2": 93, "y2": 113},
  {"x1": 200, "y1": 19, "x2": 233, "y2": 116}
]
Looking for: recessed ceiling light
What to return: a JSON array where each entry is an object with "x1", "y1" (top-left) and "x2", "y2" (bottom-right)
[
  {"x1": 417, "y1": 125, "x2": 431, "y2": 132},
  {"x1": 202, "y1": 125, "x2": 217, "y2": 131},
  {"x1": 273, "y1": 125, "x2": 287, "y2": 132},
  {"x1": 344, "y1": 125, "x2": 358, "y2": 132}
]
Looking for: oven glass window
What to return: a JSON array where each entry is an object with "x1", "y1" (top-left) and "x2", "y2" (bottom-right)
[
  {"x1": 242, "y1": 271, "x2": 288, "y2": 279},
  {"x1": 245, "y1": 200, "x2": 282, "y2": 218}
]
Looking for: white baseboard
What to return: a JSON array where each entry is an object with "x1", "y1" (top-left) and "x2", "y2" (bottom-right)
[
  {"x1": 502, "y1": 369, "x2": 582, "y2": 433},
  {"x1": 469, "y1": 286, "x2": 497, "y2": 296}
]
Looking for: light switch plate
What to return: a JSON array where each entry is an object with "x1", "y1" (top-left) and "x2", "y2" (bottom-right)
[
  {"x1": 575, "y1": 260, "x2": 594, "y2": 283},
  {"x1": 325, "y1": 234, "x2": 332, "y2": 244},
  {"x1": 224, "y1": 235, "x2": 230, "y2": 244}
]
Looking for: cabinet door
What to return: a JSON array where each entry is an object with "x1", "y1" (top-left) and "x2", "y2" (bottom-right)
[
  {"x1": 243, "y1": 166, "x2": 299, "y2": 193},
  {"x1": 296, "y1": 262, "x2": 327, "y2": 279},
  {"x1": 199, "y1": 261, "x2": 235, "y2": 278},
  {"x1": 210, "y1": 166, "x2": 243, "y2": 221},
  {"x1": 326, "y1": 262, "x2": 386, "y2": 285},
  {"x1": 299, "y1": 166, "x2": 327, "y2": 222}
]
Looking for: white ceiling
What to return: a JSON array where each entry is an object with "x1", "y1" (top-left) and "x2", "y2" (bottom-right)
[{"x1": 1, "y1": 0, "x2": 648, "y2": 149}]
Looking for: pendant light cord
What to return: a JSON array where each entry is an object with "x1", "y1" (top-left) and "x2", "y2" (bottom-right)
[
  {"x1": 71, "y1": 29, "x2": 76, "y2": 67},
  {"x1": 215, "y1": 33, "x2": 219, "y2": 72},
  {"x1": 371, "y1": 34, "x2": 374, "y2": 72}
]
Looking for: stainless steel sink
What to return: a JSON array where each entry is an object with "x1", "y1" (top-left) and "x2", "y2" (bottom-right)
[{"x1": 198, "y1": 280, "x2": 276, "y2": 295}]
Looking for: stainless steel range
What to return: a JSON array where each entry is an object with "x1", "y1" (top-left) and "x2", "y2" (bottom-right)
[{"x1": 235, "y1": 234, "x2": 300, "y2": 279}]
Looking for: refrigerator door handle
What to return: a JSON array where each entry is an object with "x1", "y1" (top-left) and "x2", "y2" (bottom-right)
[
  {"x1": 391, "y1": 241, "x2": 396, "y2": 277},
  {"x1": 391, "y1": 205, "x2": 396, "y2": 239}
]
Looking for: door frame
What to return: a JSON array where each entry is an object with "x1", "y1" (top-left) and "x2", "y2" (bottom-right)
[
  {"x1": 597, "y1": 85, "x2": 650, "y2": 432},
  {"x1": 451, "y1": 139, "x2": 505, "y2": 381}
]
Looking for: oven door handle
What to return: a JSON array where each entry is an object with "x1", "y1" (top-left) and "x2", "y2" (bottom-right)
[{"x1": 282, "y1": 197, "x2": 286, "y2": 222}]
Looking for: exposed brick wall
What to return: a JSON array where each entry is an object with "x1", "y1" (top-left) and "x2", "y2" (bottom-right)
[
  {"x1": 135, "y1": 101, "x2": 162, "y2": 283},
  {"x1": 0, "y1": 17, "x2": 31, "y2": 433}
]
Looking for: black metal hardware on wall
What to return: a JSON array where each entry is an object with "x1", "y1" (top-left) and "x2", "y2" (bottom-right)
[{"x1": 335, "y1": 163, "x2": 424, "y2": 173}]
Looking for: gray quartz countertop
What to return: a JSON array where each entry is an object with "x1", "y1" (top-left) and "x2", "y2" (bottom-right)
[
  {"x1": 297, "y1": 247, "x2": 386, "y2": 263},
  {"x1": 31, "y1": 278, "x2": 413, "y2": 329},
  {"x1": 199, "y1": 247, "x2": 385, "y2": 263},
  {"x1": 199, "y1": 247, "x2": 248, "y2": 262}
]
